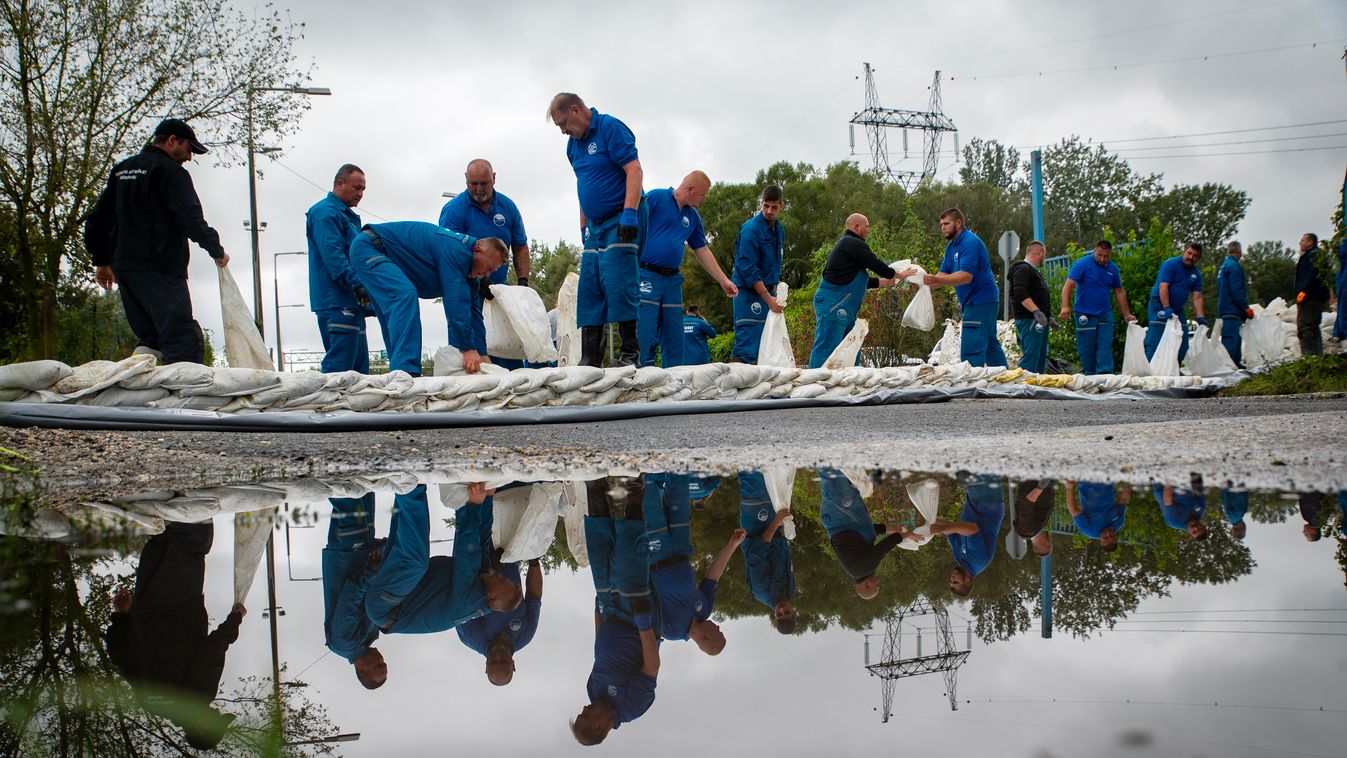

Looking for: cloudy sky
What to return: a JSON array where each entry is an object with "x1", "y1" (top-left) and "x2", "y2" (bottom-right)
[{"x1": 173, "y1": 0, "x2": 1346, "y2": 363}]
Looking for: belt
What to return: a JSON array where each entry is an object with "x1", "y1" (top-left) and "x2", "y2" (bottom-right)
[
  {"x1": 361, "y1": 227, "x2": 383, "y2": 250},
  {"x1": 651, "y1": 554, "x2": 689, "y2": 571},
  {"x1": 640, "y1": 262, "x2": 679, "y2": 277}
]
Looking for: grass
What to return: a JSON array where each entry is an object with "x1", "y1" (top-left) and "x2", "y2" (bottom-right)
[{"x1": 1219, "y1": 354, "x2": 1347, "y2": 396}]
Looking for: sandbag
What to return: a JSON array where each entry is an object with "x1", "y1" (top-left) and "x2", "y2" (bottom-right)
[
  {"x1": 1241, "y1": 308, "x2": 1285, "y2": 368},
  {"x1": 1121, "y1": 322, "x2": 1151, "y2": 376},
  {"x1": 50, "y1": 354, "x2": 157, "y2": 399},
  {"x1": 484, "y1": 284, "x2": 561, "y2": 363},
  {"x1": 233, "y1": 508, "x2": 275, "y2": 604},
  {"x1": 433, "y1": 345, "x2": 510, "y2": 377},
  {"x1": 897, "y1": 479, "x2": 939, "y2": 551},
  {"x1": 762, "y1": 465, "x2": 797, "y2": 540},
  {"x1": 893, "y1": 260, "x2": 935, "y2": 331},
  {"x1": 758, "y1": 283, "x2": 795, "y2": 367},
  {"x1": 494, "y1": 482, "x2": 563, "y2": 563},
  {"x1": 555, "y1": 272, "x2": 582, "y2": 367},
  {"x1": 1183, "y1": 323, "x2": 1238, "y2": 376},
  {"x1": 1148, "y1": 317, "x2": 1183, "y2": 377},
  {"x1": 119, "y1": 362, "x2": 215, "y2": 391},
  {"x1": 824, "y1": 318, "x2": 868, "y2": 369},
  {"x1": 218, "y1": 265, "x2": 273, "y2": 370},
  {"x1": 0, "y1": 360, "x2": 72, "y2": 391},
  {"x1": 562, "y1": 480, "x2": 589, "y2": 567}
]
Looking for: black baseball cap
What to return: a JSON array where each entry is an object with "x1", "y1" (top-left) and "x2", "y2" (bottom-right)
[{"x1": 153, "y1": 118, "x2": 208, "y2": 154}]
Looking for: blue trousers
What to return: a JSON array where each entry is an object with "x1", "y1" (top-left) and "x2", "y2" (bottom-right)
[
  {"x1": 1143, "y1": 299, "x2": 1191, "y2": 363},
  {"x1": 1336, "y1": 271, "x2": 1346, "y2": 340},
  {"x1": 808, "y1": 271, "x2": 868, "y2": 369},
  {"x1": 578, "y1": 206, "x2": 645, "y2": 328},
  {"x1": 1074, "y1": 313, "x2": 1114, "y2": 374},
  {"x1": 818, "y1": 469, "x2": 874, "y2": 541},
  {"x1": 1220, "y1": 318, "x2": 1243, "y2": 368},
  {"x1": 365, "y1": 486, "x2": 430, "y2": 628},
  {"x1": 637, "y1": 269, "x2": 685, "y2": 367},
  {"x1": 351, "y1": 236, "x2": 425, "y2": 376},
  {"x1": 960, "y1": 301, "x2": 1008, "y2": 368},
  {"x1": 1014, "y1": 318, "x2": 1048, "y2": 373},
  {"x1": 585, "y1": 515, "x2": 650, "y2": 623},
  {"x1": 317, "y1": 308, "x2": 370, "y2": 373},
  {"x1": 643, "y1": 473, "x2": 692, "y2": 563},
  {"x1": 732, "y1": 287, "x2": 774, "y2": 363}
]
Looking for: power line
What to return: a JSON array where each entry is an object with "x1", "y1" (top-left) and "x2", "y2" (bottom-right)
[
  {"x1": 1106, "y1": 628, "x2": 1347, "y2": 636},
  {"x1": 972, "y1": 697, "x2": 1347, "y2": 714},
  {"x1": 1107, "y1": 132, "x2": 1347, "y2": 153},
  {"x1": 1127, "y1": 608, "x2": 1347, "y2": 614},
  {"x1": 1099, "y1": 119, "x2": 1347, "y2": 144},
  {"x1": 1126, "y1": 144, "x2": 1347, "y2": 159},
  {"x1": 1111, "y1": 619, "x2": 1347, "y2": 625},
  {"x1": 269, "y1": 157, "x2": 393, "y2": 222}
]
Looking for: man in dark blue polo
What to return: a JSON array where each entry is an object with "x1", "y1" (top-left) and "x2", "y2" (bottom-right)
[
  {"x1": 455, "y1": 554, "x2": 542, "y2": 686},
  {"x1": 817, "y1": 468, "x2": 911, "y2": 599},
  {"x1": 1217, "y1": 241, "x2": 1252, "y2": 368},
  {"x1": 1059, "y1": 240, "x2": 1137, "y2": 374},
  {"x1": 1155, "y1": 484, "x2": 1209, "y2": 540},
  {"x1": 439, "y1": 159, "x2": 532, "y2": 369},
  {"x1": 1144, "y1": 243, "x2": 1207, "y2": 362},
  {"x1": 899, "y1": 208, "x2": 1006, "y2": 367},
  {"x1": 1067, "y1": 481, "x2": 1131, "y2": 552},
  {"x1": 638, "y1": 171, "x2": 737, "y2": 367},
  {"x1": 548, "y1": 92, "x2": 645, "y2": 367},
  {"x1": 349, "y1": 222, "x2": 507, "y2": 375},
  {"x1": 931, "y1": 474, "x2": 1005, "y2": 597},
  {"x1": 730, "y1": 185, "x2": 786, "y2": 363},
  {"x1": 307, "y1": 164, "x2": 378, "y2": 373},
  {"x1": 737, "y1": 470, "x2": 797, "y2": 632},
  {"x1": 681, "y1": 305, "x2": 717, "y2": 365}
]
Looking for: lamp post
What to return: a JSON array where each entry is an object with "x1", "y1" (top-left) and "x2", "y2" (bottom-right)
[
  {"x1": 246, "y1": 85, "x2": 332, "y2": 335},
  {"x1": 272, "y1": 250, "x2": 307, "y2": 371}
]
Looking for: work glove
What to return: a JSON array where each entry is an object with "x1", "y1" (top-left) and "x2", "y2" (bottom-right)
[
  {"x1": 617, "y1": 208, "x2": 639, "y2": 244},
  {"x1": 1244, "y1": 307, "x2": 1254, "y2": 319},
  {"x1": 1032, "y1": 310, "x2": 1049, "y2": 328},
  {"x1": 479, "y1": 278, "x2": 494, "y2": 301},
  {"x1": 1296, "y1": 291, "x2": 1306, "y2": 304},
  {"x1": 516, "y1": 276, "x2": 529, "y2": 288},
  {"x1": 1155, "y1": 308, "x2": 1171, "y2": 321},
  {"x1": 353, "y1": 285, "x2": 371, "y2": 308},
  {"x1": 1195, "y1": 317, "x2": 1209, "y2": 328}
]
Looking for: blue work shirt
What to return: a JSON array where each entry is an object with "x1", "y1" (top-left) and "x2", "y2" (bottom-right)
[
  {"x1": 1067, "y1": 255, "x2": 1123, "y2": 316},
  {"x1": 455, "y1": 562, "x2": 540, "y2": 655},
  {"x1": 438, "y1": 191, "x2": 528, "y2": 286},
  {"x1": 379, "y1": 500, "x2": 493, "y2": 635},
  {"x1": 682, "y1": 316, "x2": 717, "y2": 365},
  {"x1": 641, "y1": 187, "x2": 707, "y2": 269},
  {"x1": 948, "y1": 476, "x2": 1004, "y2": 577},
  {"x1": 1150, "y1": 256, "x2": 1203, "y2": 312},
  {"x1": 939, "y1": 228, "x2": 999, "y2": 308},
  {"x1": 731, "y1": 212, "x2": 784, "y2": 290},
  {"x1": 1220, "y1": 489, "x2": 1249, "y2": 524},
  {"x1": 1072, "y1": 482, "x2": 1125, "y2": 538},
  {"x1": 1155, "y1": 485, "x2": 1208, "y2": 530},
  {"x1": 688, "y1": 473, "x2": 721, "y2": 501},
  {"x1": 587, "y1": 622, "x2": 657, "y2": 729},
  {"x1": 1217, "y1": 255, "x2": 1249, "y2": 317},
  {"x1": 307, "y1": 192, "x2": 363, "y2": 311},
  {"x1": 567, "y1": 108, "x2": 639, "y2": 222},
  {"x1": 360, "y1": 221, "x2": 486, "y2": 352},
  {"x1": 651, "y1": 565, "x2": 717, "y2": 641}
]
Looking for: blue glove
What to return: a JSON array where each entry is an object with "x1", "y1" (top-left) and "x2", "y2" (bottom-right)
[
  {"x1": 1196, "y1": 316, "x2": 1209, "y2": 327},
  {"x1": 1155, "y1": 308, "x2": 1171, "y2": 321},
  {"x1": 617, "y1": 208, "x2": 639, "y2": 244}
]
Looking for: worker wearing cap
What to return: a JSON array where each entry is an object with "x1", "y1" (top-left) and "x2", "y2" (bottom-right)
[
  {"x1": 808, "y1": 214, "x2": 897, "y2": 368},
  {"x1": 308, "y1": 164, "x2": 381, "y2": 373},
  {"x1": 439, "y1": 159, "x2": 532, "y2": 369},
  {"x1": 637, "y1": 171, "x2": 737, "y2": 367},
  {"x1": 85, "y1": 118, "x2": 229, "y2": 365},
  {"x1": 1144, "y1": 244, "x2": 1206, "y2": 362},
  {"x1": 349, "y1": 222, "x2": 507, "y2": 376},
  {"x1": 730, "y1": 185, "x2": 786, "y2": 363},
  {"x1": 817, "y1": 468, "x2": 911, "y2": 599},
  {"x1": 1067, "y1": 481, "x2": 1131, "y2": 552},
  {"x1": 1060, "y1": 240, "x2": 1136, "y2": 375},
  {"x1": 548, "y1": 92, "x2": 645, "y2": 368},
  {"x1": 681, "y1": 305, "x2": 717, "y2": 365}
]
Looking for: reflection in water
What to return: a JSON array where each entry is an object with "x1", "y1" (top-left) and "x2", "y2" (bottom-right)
[{"x1": 2, "y1": 466, "x2": 1345, "y2": 754}]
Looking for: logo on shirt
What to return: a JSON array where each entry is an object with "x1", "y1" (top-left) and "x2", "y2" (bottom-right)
[
  {"x1": 509, "y1": 618, "x2": 523, "y2": 632},
  {"x1": 684, "y1": 324, "x2": 694, "y2": 334},
  {"x1": 647, "y1": 537, "x2": 661, "y2": 552},
  {"x1": 836, "y1": 308, "x2": 848, "y2": 320},
  {"x1": 1189, "y1": 273, "x2": 1197, "y2": 282},
  {"x1": 640, "y1": 280, "x2": 653, "y2": 295},
  {"x1": 750, "y1": 301, "x2": 763, "y2": 315},
  {"x1": 1078, "y1": 314, "x2": 1088, "y2": 325},
  {"x1": 607, "y1": 684, "x2": 618, "y2": 697},
  {"x1": 587, "y1": 142, "x2": 598, "y2": 156},
  {"x1": 493, "y1": 213, "x2": 506, "y2": 227},
  {"x1": 757, "y1": 509, "x2": 770, "y2": 522},
  {"x1": 583, "y1": 227, "x2": 590, "y2": 241},
  {"x1": 681, "y1": 216, "x2": 690, "y2": 228},
  {"x1": 695, "y1": 601, "x2": 704, "y2": 612}
]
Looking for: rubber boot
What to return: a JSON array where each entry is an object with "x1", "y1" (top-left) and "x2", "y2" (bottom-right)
[
  {"x1": 615, "y1": 320, "x2": 640, "y2": 367},
  {"x1": 580, "y1": 325, "x2": 605, "y2": 368}
]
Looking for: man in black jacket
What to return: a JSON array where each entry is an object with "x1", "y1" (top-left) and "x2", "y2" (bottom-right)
[
  {"x1": 84, "y1": 118, "x2": 230, "y2": 365},
  {"x1": 817, "y1": 468, "x2": 912, "y2": 599},
  {"x1": 1008, "y1": 241, "x2": 1052, "y2": 373},
  {"x1": 1294, "y1": 232, "x2": 1332, "y2": 356},
  {"x1": 807, "y1": 214, "x2": 898, "y2": 368}
]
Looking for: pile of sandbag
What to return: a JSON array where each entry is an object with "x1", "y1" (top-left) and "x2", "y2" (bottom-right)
[{"x1": 927, "y1": 319, "x2": 1024, "y2": 368}]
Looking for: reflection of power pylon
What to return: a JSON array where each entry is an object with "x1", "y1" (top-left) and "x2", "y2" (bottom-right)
[
  {"x1": 864, "y1": 597, "x2": 970, "y2": 720},
  {"x1": 849, "y1": 63, "x2": 957, "y2": 190}
]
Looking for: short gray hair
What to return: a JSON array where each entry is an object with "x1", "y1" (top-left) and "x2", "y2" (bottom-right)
[{"x1": 334, "y1": 164, "x2": 364, "y2": 185}]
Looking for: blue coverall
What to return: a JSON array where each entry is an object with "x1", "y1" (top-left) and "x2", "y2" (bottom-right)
[
  {"x1": 949, "y1": 475, "x2": 1005, "y2": 577},
  {"x1": 1144, "y1": 256, "x2": 1203, "y2": 363},
  {"x1": 1066, "y1": 254, "x2": 1125, "y2": 374},
  {"x1": 308, "y1": 191, "x2": 379, "y2": 373},
  {"x1": 439, "y1": 190, "x2": 529, "y2": 369},
  {"x1": 730, "y1": 213, "x2": 785, "y2": 363},
  {"x1": 637, "y1": 188, "x2": 707, "y2": 367},
  {"x1": 682, "y1": 315, "x2": 717, "y2": 365},
  {"x1": 1216, "y1": 254, "x2": 1250, "y2": 368},
  {"x1": 737, "y1": 471, "x2": 795, "y2": 609},
  {"x1": 941, "y1": 229, "x2": 1007, "y2": 368},
  {"x1": 567, "y1": 109, "x2": 642, "y2": 328},
  {"x1": 1072, "y1": 482, "x2": 1125, "y2": 538},
  {"x1": 1155, "y1": 485, "x2": 1207, "y2": 532},
  {"x1": 809, "y1": 270, "x2": 869, "y2": 369},
  {"x1": 322, "y1": 494, "x2": 380, "y2": 663}
]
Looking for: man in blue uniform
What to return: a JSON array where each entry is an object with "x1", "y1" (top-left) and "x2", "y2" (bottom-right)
[
  {"x1": 439, "y1": 159, "x2": 533, "y2": 369},
  {"x1": 573, "y1": 475, "x2": 658, "y2": 744},
  {"x1": 549, "y1": 93, "x2": 645, "y2": 367},
  {"x1": 638, "y1": 171, "x2": 737, "y2": 367},
  {"x1": 1066, "y1": 481, "x2": 1131, "y2": 552},
  {"x1": 1144, "y1": 244, "x2": 1207, "y2": 362},
  {"x1": 1294, "y1": 232, "x2": 1332, "y2": 356},
  {"x1": 1059, "y1": 240, "x2": 1137, "y2": 374},
  {"x1": 931, "y1": 474, "x2": 1005, "y2": 597},
  {"x1": 1155, "y1": 484, "x2": 1208, "y2": 540},
  {"x1": 682, "y1": 305, "x2": 717, "y2": 365},
  {"x1": 1219, "y1": 488, "x2": 1249, "y2": 542},
  {"x1": 1008, "y1": 241, "x2": 1053, "y2": 374},
  {"x1": 817, "y1": 468, "x2": 911, "y2": 599},
  {"x1": 1216, "y1": 241, "x2": 1253, "y2": 368},
  {"x1": 456, "y1": 555, "x2": 542, "y2": 686},
  {"x1": 321, "y1": 493, "x2": 387, "y2": 689},
  {"x1": 643, "y1": 473, "x2": 743, "y2": 654},
  {"x1": 899, "y1": 209, "x2": 1007, "y2": 367},
  {"x1": 730, "y1": 185, "x2": 786, "y2": 363},
  {"x1": 1335, "y1": 237, "x2": 1347, "y2": 344},
  {"x1": 307, "y1": 165, "x2": 377, "y2": 373},
  {"x1": 808, "y1": 214, "x2": 897, "y2": 368},
  {"x1": 349, "y1": 222, "x2": 507, "y2": 376},
  {"x1": 737, "y1": 470, "x2": 797, "y2": 632}
]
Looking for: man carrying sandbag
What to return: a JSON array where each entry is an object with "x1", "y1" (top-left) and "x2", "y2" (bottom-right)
[
  {"x1": 349, "y1": 222, "x2": 507, "y2": 376},
  {"x1": 730, "y1": 185, "x2": 786, "y2": 363},
  {"x1": 1217, "y1": 241, "x2": 1253, "y2": 368},
  {"x1": 1059, "y1": 240, "x2": 1136, "y2": 375},
  {"x1": 1144, "y1": 243, "x2": 1207, "y2": 363},
  {"x1": 807, "y1": 214, "x2": 898, "y2": 368},
  {"x1": 1007, "y1": 240, "x2": 1052, "y2": 373}
]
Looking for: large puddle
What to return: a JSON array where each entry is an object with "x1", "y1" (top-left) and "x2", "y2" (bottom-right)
[{"x1": 2, "y1": 466, "x2": 1344, "y2": 756}]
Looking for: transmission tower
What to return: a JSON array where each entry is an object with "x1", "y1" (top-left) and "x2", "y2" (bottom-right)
[
  {"x1": 849, "y1": 64, "x2": 958, "y2": 190},
  {"x1": 864, "y1": 596, "x2": 970, "y2": 720}
]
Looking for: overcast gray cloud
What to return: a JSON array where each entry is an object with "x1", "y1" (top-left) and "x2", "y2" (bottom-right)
[{"x1": 172, "y1": 0, "x2": 1346, "y2": 361}]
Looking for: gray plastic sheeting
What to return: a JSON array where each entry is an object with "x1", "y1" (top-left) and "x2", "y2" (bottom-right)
[{"x1": 0, "y1": 382, "x2": 1217, "y2": 433}]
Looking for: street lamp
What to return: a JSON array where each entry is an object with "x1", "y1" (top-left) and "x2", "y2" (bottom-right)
[
  {"x1": 272, "y1": 250, "x2": 307, "y2": 371},
  {"x1": 246, "y1": 85, "x2": 332, "y2": 335}
]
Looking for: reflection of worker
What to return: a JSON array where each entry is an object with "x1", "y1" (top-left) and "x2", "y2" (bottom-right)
[
  {"x1": 1298, "y1": 491, "x2": 1325, "y2": 542},
  {"x1": 1012, "y1": 479, "x2": 1056, "y2": 557},
  {"x1": 455, "y1": 552, "x2": 543, "y2": 686},
  {"x1": 688, "y1": 473, "x2": 721, "y2": 509},
  {"x1": 1059, "y1": 240, "x2": 1136, "y2": 375},
  {"x1": 682, "y1": 305, "x2": 718, "y2": 365},
  {"x1": 1144, "y1": 244, "x2": 1206, "y2": 363},
  {"x1": 817, "y1": 468, "x2": 911, "y2": 599},
  {"x1": 933, "y1": 474, "x2": 1005, "y2": 597},
  {"x1": 105, "y1": 521, "x2": 242, "y2": 750},
  {"x1": 321, "y1": 494, "x2": 385, "y2": 689},
  {"x1": 573, "y1": 475, "x2": 658, "y2": 745},
  {"x1": 644, "y1": 473, "x2": 741, "y2": 654},
  {"x1": 1067, "y1": 481, "x2": 1131, "y2": 552},
  {"x1": 737, "y1": 470, "x2": 796, "y2": 632},
  {"x1": 807, "y1": 214, "x2": 897, "y2": 368},
  {"x1": 730, "y1": 186, "x2": 786, "y2": 363},
  {"x1": 1155, "y1": 484, "x2": 1208, "y2": 540},
  {"x1": 1219, "y1": 488, "x2": 1250, "y2": 541}
]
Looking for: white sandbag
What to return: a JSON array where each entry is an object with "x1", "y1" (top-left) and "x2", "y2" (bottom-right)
[
  {"x1": 562, "y1": 480, "x2": 589, "y2": 567},
  {"x1": 182, "y1": 367, "x2": 282, "y2": 397},
  {"x1": 841, "y1": 469, "x2": 875, "y2": 500},
  {"x1": 579, "y1": 365, "x2": 635, "y2": 394},
  {"x1": 758, "y1": 283, "x2": 796, "y2": 367},
  {"x1": 246, "y1": 371, "x2": 328, "y2": 406},
  {"x1": 1183, "y1": 323, "x2": 1238, "y2": 376},
  {"x1": 1121, "y1": 322, "x2": 1151, "y2": 376},
  {"x1": 233, "y1": 508, "x2": 275, "y2": 604},
  {"x1": 1241, "y1": 308, "x2": 1285, "y2": 369},
  {"x1": 218, "y1": 265, "x2": 273, "y2": 370},
  {"x1": 1148, "y1": 316, "x2": 1183, "y2": 377},
  {"x1": 76, "y1": 386, "x2": 170, "y2": 407},
  {"x1": 556, "y1": 272, "x2": 582, "y2": 367},
  {"x1": 545, "y1": 365, "x2": 605, "y2": 394},
  {"x1": 762, "y1": 466, "x2": 797, "y2": 540},
  {"x1": 119, "y1": 362, "x2": 215, "y2": 391},
  {"x1": 891, "y1": 261, "x2": 935, "y2": 332},
  {"x1": 148, "y1": 394, "x2": 234, "y2": 411},
  {"x1": 507, "y1": 387, "x2": 556, "y2": 408},
  {"x1": 495, "y1": 483, "x2": 563, "y2": 563},
  {"x1": 484, "y1": 284, "x2": 561, "y2": 363},
  {"x1": 433, "y1": 345, "x2": 510, "y2": 377},
  {"x1": 0, "y1": 360, "x2": 72, "y2": 391},
  {"x1": 897, "y1": 479, "x2": 940, "y2": 551},
  {"x1": 824, "y1": 318, "x2": 869, "y2": 369},
  {"x1": 50, "y1": 354, "x2": 157, "y2": 399},
  {"x1": 928, "y1": 320, "x2": 961, "y2": 365},
  {"x1": 788, "y1": 383, "x2": 826, "y2": 398}
]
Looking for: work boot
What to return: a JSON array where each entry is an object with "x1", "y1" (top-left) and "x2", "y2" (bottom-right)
[
  {"x1": 615, "y1": 320, "x2": 640, "y2": 367},
  {"x1": 585, "y1": 478, "x2": 611, "y2": 518},
  {"x1": 580, "y1": 325, "x2": 605, "y2": 368}
]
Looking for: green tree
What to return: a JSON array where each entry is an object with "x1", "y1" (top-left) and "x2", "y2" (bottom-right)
[
  {"x1": 1243, "y1": 240, "x2": 1297, "y2": 305},
  {"x1": 958, "y1": 137, "x2": 1024, "y2": 193},
  {"x1": 1134, "y1": 182, "x2": 1250, "y2": 252},
  {"x1": 525, "y1": 239, "x2": 580, "y2": 310},
  {"x1": 1037, "y1": 136, "x2": 1163, "y2": 252}
]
